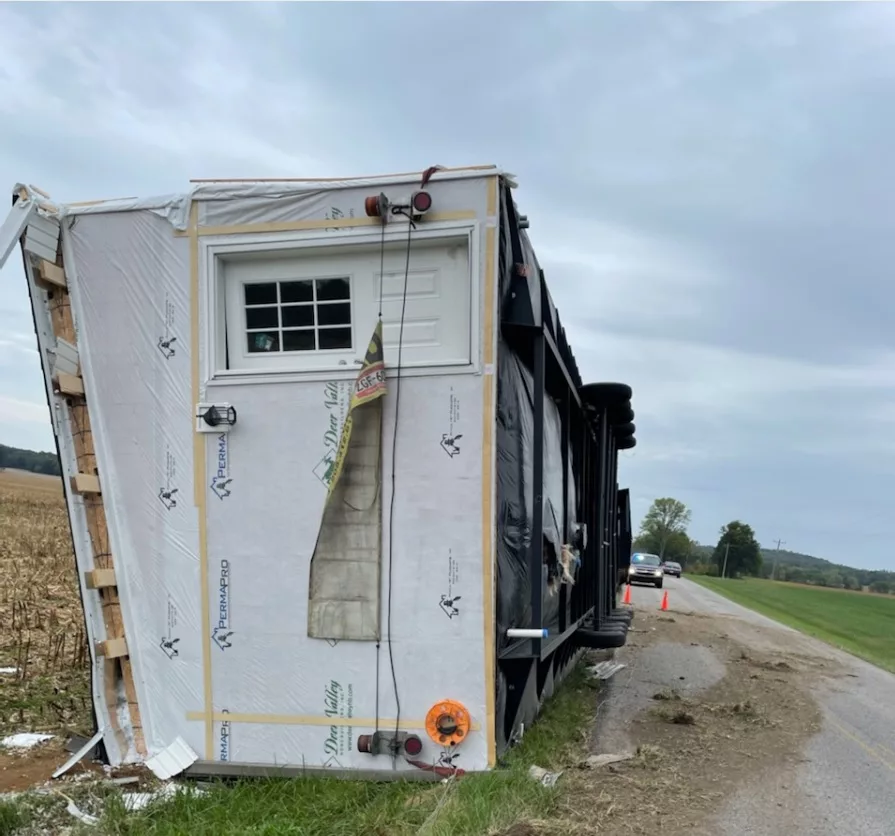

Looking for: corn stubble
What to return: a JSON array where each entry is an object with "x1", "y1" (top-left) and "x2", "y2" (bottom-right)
[{"x1": 0, "y1": 472, "x2": 91, "y2": 735}]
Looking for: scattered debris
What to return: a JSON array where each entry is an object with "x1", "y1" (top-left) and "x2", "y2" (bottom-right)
[
  {"x1": 122, "y1": 782, "x2": 184, "y2": 811},
  {"x1": 581, "y1": 752, "x2": 634, "y2": 769},
  {"x1": 660, "y1": 709, "x2": 696, "y2": 726},
  {"x1": 108, "y1": 776, "x2": 140, "y2": 787},
  {"x1": 587, "y1": 661, "x2": 626, "y2": 681},
  {"x1": 528, "y1": 765, "x2": 563, "y2": 787},
  {"x1": 652, "y1": 689, "x2": 681, "y2": 702},
  {"x1": 0, "y1": 666, "x2": 18, "y2": 675},
  {"x1": 634, "y1": 744, "x2": 663, "y2": 765},
  {"x1": 55, "y1": 791, "x2": 99, "y2": 826},
  {"x1": 52, "y1": 729, "x2": 105, "y2": 778},
  {"x1": 1, "y1": 733, "x2": 54, "y2": 749}
]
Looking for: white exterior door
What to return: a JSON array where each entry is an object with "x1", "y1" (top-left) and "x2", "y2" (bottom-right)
[{"x1": 222, "y1": 237, "x2": 471, "y2": 374}]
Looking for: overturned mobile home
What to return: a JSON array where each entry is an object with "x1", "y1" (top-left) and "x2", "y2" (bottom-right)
[{"x1": 0, "y1": 166, "x2": 637, "y2": 778}]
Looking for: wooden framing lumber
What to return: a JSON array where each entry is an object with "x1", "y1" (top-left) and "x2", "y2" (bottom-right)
[
  {"x1": 85, "y1": 568, "x2": 117, "y2": 589},
  {"x1": 70, "y1": 472, "x2": 101, "y2": 495},
  {"x1": 96, "y1": 637, "x2": 128, "y2": 659},
  {"x1": 36, "y1": 259, "x2": 67, "y2": 290},
  {"x1": 54, "y1": 372, "x2": 85, "y2": 397},
  {"x1": 27, "y1": 218, "x2": 146, "y2": 756}
]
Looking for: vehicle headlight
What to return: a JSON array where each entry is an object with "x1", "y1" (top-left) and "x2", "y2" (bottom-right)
[
  {"x1": 628, "y1": 566, "x2": 635, "y2": 574},
  {"x1": 654, "y1": 570, "x2": 662, "y2": 576}
]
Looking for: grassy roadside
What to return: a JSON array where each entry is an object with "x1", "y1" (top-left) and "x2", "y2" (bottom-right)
[
  {"x1": 689, "y1": 575, "x2": 895, "y2": 673},
  {"x1": 0, "y1": 662, "x2": 598, "y2": 836}
]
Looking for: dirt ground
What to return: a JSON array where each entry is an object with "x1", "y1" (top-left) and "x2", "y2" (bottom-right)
[
  {"x1": 527, "y1": 607, "x2": 847, "y2": 836},
  {"x1": 0, "y1": 738, "x2": 101, "y2": 794}
]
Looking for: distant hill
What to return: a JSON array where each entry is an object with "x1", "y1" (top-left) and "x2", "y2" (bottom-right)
[
  {"x1": 690, "y1": 543, "x2": 894, "y2": 593},
  {"x1": 0, "y1": 443, "x2": 61, "y2": 477}
]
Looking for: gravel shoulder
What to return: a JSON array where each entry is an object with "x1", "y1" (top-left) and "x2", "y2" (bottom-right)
[{"x1": 570, "y1": 577, "x2": 895, "y2": 836}]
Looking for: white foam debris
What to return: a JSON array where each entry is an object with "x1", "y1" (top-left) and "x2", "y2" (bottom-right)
[
  {"x1": 122, "y1": 782, "x2": 194, "y2": 811},
  {"x1": 587, "y1": 661, "x2": 627, "y2": 680},
  {"x1": 1, "y1": 732, "x2": 54, "y2": 749},
  {"x1": 0, "y1": 667, "x2": 18, "y2": 675},
  {"x1": 528, "y1": 764, "x2": 563, "y2": 787},
  {"x1": 581, "y1": 751, "x2": 635, "y2": 769}
]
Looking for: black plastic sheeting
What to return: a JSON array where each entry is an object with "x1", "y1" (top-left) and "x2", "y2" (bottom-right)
[{"x1": 495, "y1": 344, "x2": 576, "y2": 647}]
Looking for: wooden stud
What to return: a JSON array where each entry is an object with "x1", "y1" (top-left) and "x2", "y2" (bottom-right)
[
  {"x1": 55, "y1": 372, "x2": 85, "y2": 397},
  {"x1": 85, "y1": 568, "x2": 117, "y2": 589},
  {"x1": 120, "y1": 659, "x2": 139, "y2": 706},
  {"x1": 96, "y1": 637, "x2": 128, "y2": 659},
  {"x1": 37, "y1": 259, "x2": 67, "y2": 289},
  {"x1": 70, "y1": 473, "x2": 101, "y2": 495}
]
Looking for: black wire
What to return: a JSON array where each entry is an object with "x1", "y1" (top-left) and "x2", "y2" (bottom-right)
[
  {"x1": 378, "y1": 217, "x2": 386, "y2": 318},
  {"x1": 387, "y1": 209, "x2": 414, "y2": 758},
  {"x1": 373, "y1": 214, "x2": 387, "y2": 737}
]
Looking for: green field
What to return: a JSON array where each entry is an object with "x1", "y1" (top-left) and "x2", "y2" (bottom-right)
[{"x1": 689, "y1": 576, "x2": 895, "y2": 673}]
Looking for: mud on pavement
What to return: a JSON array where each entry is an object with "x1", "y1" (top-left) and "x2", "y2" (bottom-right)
[{"x1": 537, "y1": 607, "x2": 849, "y2": 836}]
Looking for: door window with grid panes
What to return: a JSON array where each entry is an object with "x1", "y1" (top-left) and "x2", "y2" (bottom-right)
[{"x1": 243, "y1": 278, "x2": 353, "y2": 355}]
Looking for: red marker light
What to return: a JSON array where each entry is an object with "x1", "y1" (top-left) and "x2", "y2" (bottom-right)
[
  {"x1": 404, "y1": 735, "x2": 423, "y2": 756},
  {"x1": 411, "y1": 191, "x2": 432, "y2": 213}
]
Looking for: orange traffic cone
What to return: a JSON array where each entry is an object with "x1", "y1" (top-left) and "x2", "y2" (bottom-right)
[
  {"x1": 660, "y1": 590, "x2": 669, "y2": 611},
  {"x1": 623, "y1": 583, "x2": 632, "y2": 605}
]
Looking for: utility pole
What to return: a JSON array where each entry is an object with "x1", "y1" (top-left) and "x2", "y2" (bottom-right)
[
  {"x1": 722, "y1": 543, "x2": 730, "y2": 579},
  {"x1": 772, "y1": 539, "x2": 786, "y2": 581}
]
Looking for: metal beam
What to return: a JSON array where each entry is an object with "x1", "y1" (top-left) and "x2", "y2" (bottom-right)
[
  {"x1": 529, "y1": 329, "x2": 546, "y2": 657},
  {"x1": 543, "y1": 328, "x2": 582, "y2": 410}
]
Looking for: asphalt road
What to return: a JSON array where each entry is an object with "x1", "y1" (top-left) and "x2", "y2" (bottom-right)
[{"x1": 623, "y1": 576, "x2": 895, "y2": 836}]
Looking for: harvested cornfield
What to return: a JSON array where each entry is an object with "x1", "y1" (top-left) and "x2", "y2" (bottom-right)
[{"x1": 0, "y1": 469, "x2": 91, "y2": 736}]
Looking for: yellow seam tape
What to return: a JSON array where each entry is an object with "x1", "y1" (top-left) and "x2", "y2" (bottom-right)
[
  {"x1": 189, "y1": 200, "x2": 214, "y2": 760},
  {"x1": 184, "y1": 710, "x2": 481, "y2": 732},
  {"x1": 172, "y1": 210, "x2": 477, "y2": 238},
  {"x1": 482, "y1": 175, "x2": 499, "y2": 767},
  {"x1": 486, "y1": 175, "x2": 498, "y2": 218}
]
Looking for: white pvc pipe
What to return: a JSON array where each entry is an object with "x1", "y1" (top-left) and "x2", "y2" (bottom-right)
[{"x1": 507, "y1": 628, "x2": 548, "y2": 639}]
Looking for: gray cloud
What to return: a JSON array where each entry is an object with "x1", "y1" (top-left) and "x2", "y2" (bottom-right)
[{"x1": 1, "y1": 2, "x2": 893, "y2": 569}]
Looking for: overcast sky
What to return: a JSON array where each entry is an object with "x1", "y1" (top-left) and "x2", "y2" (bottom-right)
[{"x1": 1, "y1": 2, "x2": 894, "y2": 571}]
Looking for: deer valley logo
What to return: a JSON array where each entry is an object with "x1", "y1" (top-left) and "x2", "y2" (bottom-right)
[
  {"x1": 158, "y1": 448, "x2": 178, "y2": 510},
  {"x1": 323, "y1": 205, "x2": 355, "y2": 233},
  {"x1": 160, "y1": 597, "x2": 181, "y2": 659},
  {"x1": 219, "y1": 709, "x2": 231, "y2": 761},
  {"x1": 157, "y1": 296, "x2": 177, "y2": 360},
  {"x1": 210, "y1": 433, "x2": 232, "y2": 500},
  {"x1": 313, "y1": 381, "x2": 350, "y2": 487},
  {"x1": 438, "y1": 548, "x2": 461, "y2": 619},
  {"x1": 212, "y1": 559, "x2": 233, "y2": 650},
  {"x1": 440, "y1": 434, "x2": 462, "y2": 458},
  {"x1": 322, "y1": 679, "x2": 354, "y2": 766},
  {"x1": 440, "y1": 389, "x2": 462, "y2": 458}
]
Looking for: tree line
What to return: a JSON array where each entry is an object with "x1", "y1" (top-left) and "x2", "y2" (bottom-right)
[
  {"x1": 0, "y1": 443, "x2": 61, "y2": 476},
  {"x1": 633, "y1": 496, "x2": 895, "y2": 594}
]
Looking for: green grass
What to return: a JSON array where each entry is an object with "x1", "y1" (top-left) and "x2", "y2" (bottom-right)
[
  {"x1": 6, "y1": 662, "x2": 595, "y2": 836},
  {"x1": 689, "y1": 576, "x2": 895, "y2": 673},
  {"x1": 0, "y1": 801, "x2": 25, "y2": 836}
]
